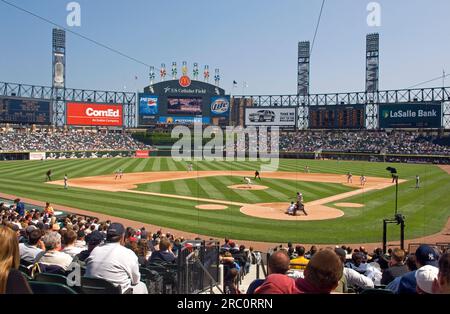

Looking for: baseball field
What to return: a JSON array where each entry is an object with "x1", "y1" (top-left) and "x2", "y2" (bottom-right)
[{"x1": 0, "y1": 157, "x2": 449, "y2": 245}]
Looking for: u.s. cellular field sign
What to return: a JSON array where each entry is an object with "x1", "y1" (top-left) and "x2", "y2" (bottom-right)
[{"x1": 379, "y1": 102, "x2": 442, "y2": 129}]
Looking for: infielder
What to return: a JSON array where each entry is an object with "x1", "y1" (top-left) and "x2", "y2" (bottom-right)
[
  {"x1": 347, "y1": 172, "x2": 353, "y2": 184},
  {"x1": 360, "y1": 175, "x2": 366, "y2": 187},
  {"x1": 188, "y1": 163, "x2": 193, "y2": 172}
]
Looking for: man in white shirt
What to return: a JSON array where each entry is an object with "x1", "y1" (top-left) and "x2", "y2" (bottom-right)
[
  {"x1": 19, "y1": 228, "x2": 45, "y2": 264},
  {"x1": 62, "y1": 230, "x2": 84, "y2": 257},
  {"x1": 38, "y1": 231, "x2": 73, "y2": 271},
  {"x1": 85, "y1": 223, "x2": 148, "y2": 294},
  {"x1": 335, "y1": 248, "x2": 374, "y2": 291}
]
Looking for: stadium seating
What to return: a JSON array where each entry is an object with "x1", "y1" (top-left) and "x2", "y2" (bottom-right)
[{"x1": 28, "y1": 281, "x2": 77, "y2": 294}]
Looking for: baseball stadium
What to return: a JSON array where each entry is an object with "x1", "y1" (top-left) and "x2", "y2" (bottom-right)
[{"x1": 0, "y1": 0, "x2": 450, "y2": 299}]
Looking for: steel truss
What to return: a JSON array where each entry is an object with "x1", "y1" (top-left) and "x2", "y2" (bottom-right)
[
  {"x1": 236, "y1": 87, "x2": 450, "y2": 130},
  {"x1": 0, "y1": 81, "x2": 137, "y2": 127}
]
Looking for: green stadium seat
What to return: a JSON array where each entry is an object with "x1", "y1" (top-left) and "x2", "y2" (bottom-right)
[
  {"x1": 28, "y1": 281, "x2": 77, "y2": 294},
  {"x1": 80, "y1": 277, "x2": 123, "y2": 294}
]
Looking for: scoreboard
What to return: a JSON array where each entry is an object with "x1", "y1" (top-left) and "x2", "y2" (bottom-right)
[
  {"x1": 0, "y1": 97, "x2": 51, "y2": 124},
  {"x1": 309, "y1": 105, "x2": 365, "y2": 129}
]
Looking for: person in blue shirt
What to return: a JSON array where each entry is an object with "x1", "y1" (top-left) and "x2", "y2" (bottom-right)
[{"x1": 14, "y1": 198, "x2": 25, "y2": 217}]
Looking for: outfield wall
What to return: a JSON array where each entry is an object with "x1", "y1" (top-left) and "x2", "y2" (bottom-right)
[{"x1": 1, "y1": 149, "x2": 448, "y2": 164}]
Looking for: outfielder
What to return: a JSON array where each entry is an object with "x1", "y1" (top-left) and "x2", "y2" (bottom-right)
[
  {"x1": 254, "y1": 170, "x2": 261, "y2": 181},
  {"x1": 415, "y1": 175, "x2": 420, "y2": 189}
]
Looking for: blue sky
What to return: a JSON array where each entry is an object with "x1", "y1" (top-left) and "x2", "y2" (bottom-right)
[{"x1": 0, "y1": 0, "x2": 449, "y2": 95}]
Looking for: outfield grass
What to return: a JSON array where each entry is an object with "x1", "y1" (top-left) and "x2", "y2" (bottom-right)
[
  {"x1": 135, "y1": 176, "x2": 356, "y2": 204},
  {"x1": 0, "y1": 157, "x2": 449, "y2": 244}
]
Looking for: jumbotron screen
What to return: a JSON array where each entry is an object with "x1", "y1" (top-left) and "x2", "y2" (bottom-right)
[
  {"x1": 167, "y1": 97, "x2": 202, "y2": 115},
  {"x1": 0, "y1": 96, "x2": 51, "y2": 124},
  {"x1": 309, "y1": 105, "x2": 365, "y2": 129}
]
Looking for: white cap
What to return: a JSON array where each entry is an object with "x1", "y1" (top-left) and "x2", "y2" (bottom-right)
[{"x1": 415, "y1": 265, "x2": 439, "y2": 294}]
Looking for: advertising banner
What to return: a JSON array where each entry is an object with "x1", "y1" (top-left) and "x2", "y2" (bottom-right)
[
  {"x1": 210, "y1": 96, "x2": 230, "y2": 116},
  {"x1": 135, "y1": 150, "x2": 150, "y2": 158},
  {"x1": 29, "y1": 152, "x2": 46, "y2": 160},
  {"x1": 379, "y1": 102, "x2": 442, "y2": 129},
  {"x1": 158, "y1": 116, "x2": 210, "y2": 124},
  {"x1": 139, "y1": 94, "x2": 158, "y2": 125},
  {"x1": 245, "y1": 108, "x2": 296, "y2": 126},
  {"x1": 66, "y1": 102, "x2": 123, "y2": 126}
]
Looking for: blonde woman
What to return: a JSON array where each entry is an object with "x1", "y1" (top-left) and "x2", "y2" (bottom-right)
[{"x1": 0, "y1": 225, "x2": 32, "y2": 294}]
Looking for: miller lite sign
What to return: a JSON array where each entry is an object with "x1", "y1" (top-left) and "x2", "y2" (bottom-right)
[{"x1": 210, "y1": 96, "x2": 230, "y2": 116}]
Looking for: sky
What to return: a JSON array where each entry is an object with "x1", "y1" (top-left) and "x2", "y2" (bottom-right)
[{"x1": 0, "y1": 0, "x2": 449, "y2": 95}]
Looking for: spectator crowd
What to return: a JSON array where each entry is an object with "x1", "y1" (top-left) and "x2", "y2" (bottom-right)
[
  {"x1": 280, "y1": 131, "x2": 450, "y2": 156},
  {"x1": 0, "y1": 129, "x2": 152, "y2": 152},
  {"x1": 0, "y1": 198, "x2": 449, "y2": 295}
]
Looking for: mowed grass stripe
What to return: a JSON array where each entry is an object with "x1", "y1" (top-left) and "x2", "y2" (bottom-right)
[
  {"x1": 122, "y1": 158, "x2": 143, "y2": 172},
  {"x1": 133, "y1": 158, "x2": 150, "y2": 172},
  {"x1": 151, "y1": 157, "x2": 161, "y2": 171},
  {"x1": 15, "y1": 159, "x2": 92, "y2": 180},
  {"x1": 2, "y1": 159, "x2": 83, "y2": 178},
  {"x1": 165, "y1": 158, "x2": 178, "y2": 171}
]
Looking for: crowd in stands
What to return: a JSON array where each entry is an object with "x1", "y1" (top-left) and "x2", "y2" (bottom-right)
[
  {"x1": 280, "y1": 131, "x2": 450, "y2": 156},
  {"x1": 1, "y1": 198, "x2": 449, "y2": 295},
  {"x1": 0, "y1": 129, "x2": 152, "y2": 152},
  {"x1": 0, "y1": 200, "x2": 184, "y2": 294},
  {"x1": 234, "y1": 242, "x2": 450, "y2": 294}
]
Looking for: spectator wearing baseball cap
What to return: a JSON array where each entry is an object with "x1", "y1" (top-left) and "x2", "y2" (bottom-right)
[
  {"x1": 415, "y1": 265, "x2": 439, "y2": 294},
  {"x1": 76, "y1": 230, "x2": 104, "y2": 262},
  {"x1": 397, "y1": 244, "x2": 440, "y2": 294},
  {"x1": 85, "y1": 223, "x2": 148, "y2": 294}
]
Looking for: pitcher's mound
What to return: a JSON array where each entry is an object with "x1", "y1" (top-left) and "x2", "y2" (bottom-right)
[
  {"x1": 195, "y1": 204, "x2": 228, "y2": 210},
  {"x1": 240, "y1": 202, "x2": 344, "y2": 221},
  {"x1": 334, "y1": 203, "x2": 365, "y2": 208},
  {"x1": 228, "y1": 184, "x2": 269, "y2": 191}
]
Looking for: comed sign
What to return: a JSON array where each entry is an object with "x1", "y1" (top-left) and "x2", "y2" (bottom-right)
[
  {"x1": 66, "y1": 102, "x2": 123, "y2": 126},
  {"x1": 379, "y1": 102, "x2": 442, "y2": 129}
]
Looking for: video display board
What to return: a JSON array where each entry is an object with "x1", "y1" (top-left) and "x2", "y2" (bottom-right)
[
  {"x1": 308, "y1": 105, "x2": 365, "y2": 129},
  {"x1": 167, "y1": 97, "x2": 202, "y2": 115},
  {"x1": 0, "y1": 96, "x2": 51, "y2": 124}
]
